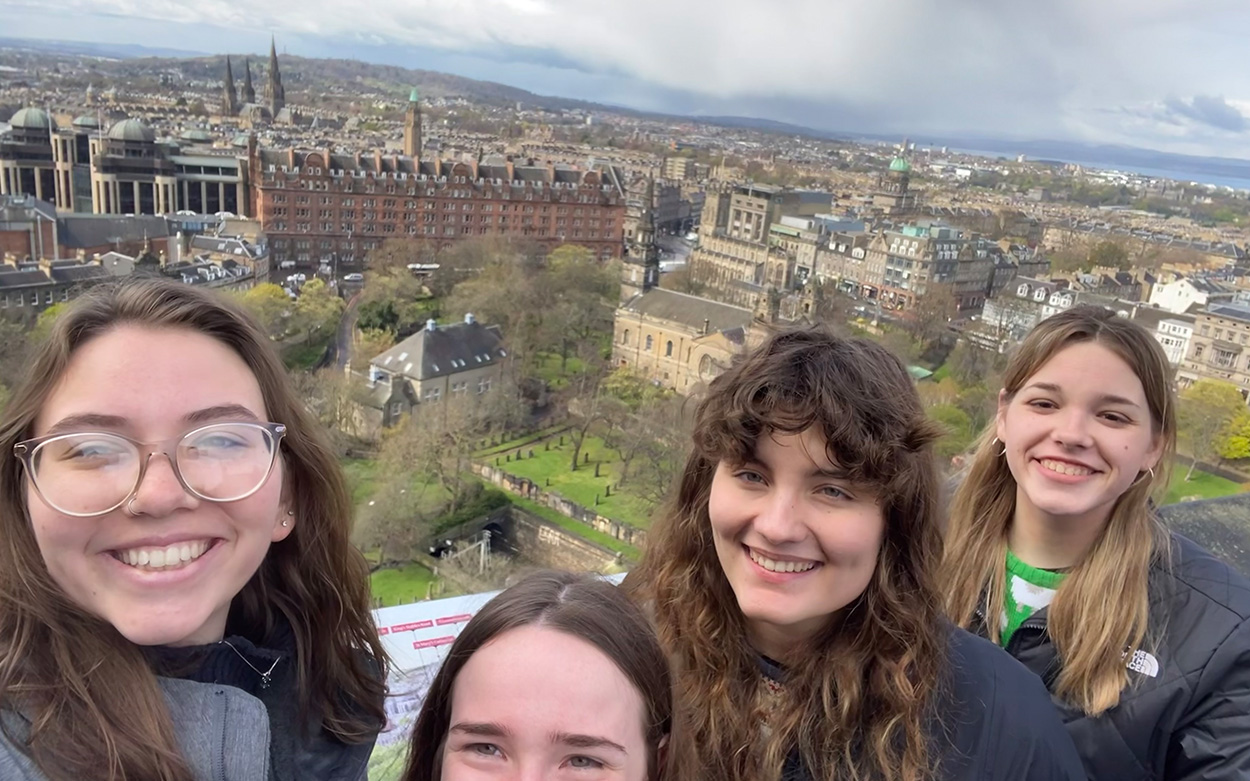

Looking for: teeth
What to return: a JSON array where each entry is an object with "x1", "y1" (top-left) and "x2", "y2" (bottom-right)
[
  {"x1": 748, "y1": 549, "x2": 817, "y2": 574},
  {"x1": 1040, "y1": 459, "x2": 1094, "y2": 477},
  {"x1": 116, "y1": 540, "x2": 210, "y2": 571}
]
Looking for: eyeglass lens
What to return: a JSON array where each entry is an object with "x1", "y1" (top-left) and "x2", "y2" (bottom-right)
[{"x1": 29, "y1": 423, "x2": 278, "y2": 516}]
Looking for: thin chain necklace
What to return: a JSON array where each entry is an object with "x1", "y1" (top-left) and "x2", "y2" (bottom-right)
[{"x1": 219, "y1": 639, "x2": 282, "y2": 689}]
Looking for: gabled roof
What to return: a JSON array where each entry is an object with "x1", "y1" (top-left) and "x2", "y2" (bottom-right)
[
  {"x1": 370, "y1": 318, "x2": 505, "y2": 381},
  {"x1": 57, "y1": 214, "x2": 172, "y2": 249}
]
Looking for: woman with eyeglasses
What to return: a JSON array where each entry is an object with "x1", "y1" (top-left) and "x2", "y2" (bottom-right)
[{"x1": 0, "y1": 278, "x2": 387, "y2": 781}]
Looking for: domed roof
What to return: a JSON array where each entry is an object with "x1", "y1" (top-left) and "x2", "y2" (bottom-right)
[
  {"x1": 9, "y1": 107, "x2": 56, "y2": 131},
  {"x1": 180, "y1": 128, "x2": 213, "y2": 142},
  {"x1": 889, "y1": 157, "x2": 912, "y2": 173},
  {"x1": 107, "y1": 118, "x2": 155, "y2": 143},
  {"x1": 72, "y1": 115, "x2": 100, "y2": 128}
]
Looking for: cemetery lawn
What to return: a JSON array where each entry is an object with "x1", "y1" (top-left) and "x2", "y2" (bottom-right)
[{"x1": 487, "y1": 435, "x2": 654, "y2": 530}]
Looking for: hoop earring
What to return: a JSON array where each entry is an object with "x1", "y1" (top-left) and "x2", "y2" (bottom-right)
[
  {"x1": 991, "y1": 437, "x2": 1007, "y2": 456},
  {"x1": 1132, "y1": 466, "x2": 1156, "y2": 487}
]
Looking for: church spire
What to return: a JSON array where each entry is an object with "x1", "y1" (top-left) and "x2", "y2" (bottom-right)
[
  {"x1": 265, "y1": 36, "x2": 285, "y2": 117},
  {"x1": 620, "y1": 176, "x2": 660, "y2": 303},
  {"x1": 242, "y1": 57, "x2": 255, "y2": 104},
  {"x1": 221, "y1": 56, "x2": 238, "y2": 115}
]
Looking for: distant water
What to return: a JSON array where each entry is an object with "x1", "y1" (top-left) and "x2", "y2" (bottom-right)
[{"x1": 942, "y1": 147, "x2": 1250, "y2": 191}]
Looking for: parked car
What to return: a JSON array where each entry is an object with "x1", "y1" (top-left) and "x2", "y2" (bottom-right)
[{"x1": 343, "y1": 273, "x2": 364, "y2": 282}]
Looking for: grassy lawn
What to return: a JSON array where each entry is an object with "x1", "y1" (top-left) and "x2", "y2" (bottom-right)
[
  {"x1": 341, "y1": 457, "x2": 454, "y2": 514},
  {"x1": 370, "y1": 563, "x2": 444, "y2": 607},
  {"x1": 930, "y1": 363, "x2": 952, "y2": 382},
  {"x1": 510, "y1": 495, "x2": 640, "y2": 561},
  {"x1": 490, "y1": 434, "x2": 655, "y2": 529},
  {"x1": 1163, "y1": 465, "x2": 1246, "y2": 505},
  {"x1": 474, "y1": 424, "x2": 568, "y2": 457},
  {"x1": 532, "y1": 352, "x2": 587, "y2": 391},
  {"x1": 281, "y1": 333, "x2": 332, "y2": 371}
]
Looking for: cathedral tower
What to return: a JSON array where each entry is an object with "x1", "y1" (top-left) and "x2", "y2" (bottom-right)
[
  {"x1": 221, "y1": 56, "x2": 238, "y2": 115},
  {"x1": 265, "y1": 37, "x2": 285, "y2": 116},
  {"x1": 242, "y1": 58, "x2": 256, "y2": 104}
]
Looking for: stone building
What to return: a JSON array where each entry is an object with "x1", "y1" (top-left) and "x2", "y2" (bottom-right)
[
  {"x1": 250, "y1": 145, "x2": 626, "y2": 271},
  {"x1": 0, "y1": 256, "x2": 112, "y2": 318},
  {"x1": 364, "y1": 314, "x2": 508, "y2": 428},
  {"x1": 1177, "y1": 303, "x2": 1250, "y2": 404},
  {"x1": 0, "y1": 108, "x2": 252, "y2": 216},
  {"x1": 873, "y1": 157, "x2": 917, "y2": 215}
]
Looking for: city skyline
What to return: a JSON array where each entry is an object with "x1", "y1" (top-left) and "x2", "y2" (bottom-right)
[{"x1": 3, "y1": 0, "x2": 1250, "y2": 159}]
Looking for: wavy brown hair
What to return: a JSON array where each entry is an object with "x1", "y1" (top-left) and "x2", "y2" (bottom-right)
[
  {"x1": 624, "y1": 325, "x2": 948, "y2": 781},
  {"x1": 0, "y1": 277, "x2": 387, "y2": 780},
  {"x1": 941, "y1": 305, "x2": 1175, "y2": 716},
  {"x1": 403, "y1": 570, "x2": 673, "y2": 781}
]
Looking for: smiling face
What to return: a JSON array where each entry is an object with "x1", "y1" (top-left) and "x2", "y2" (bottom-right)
[
  {"x1": 25, "y1": 325, "x2": 290, "y2": 647},
  {"x1": 707, "y1": 428, "x2": 886, "y2": 660},
  {"x1": 441, "y1": 625, "x2": 651, "y2": 781},
  {"x1": 997, "y1": 340, "x2": 1163, "y2": 532}
]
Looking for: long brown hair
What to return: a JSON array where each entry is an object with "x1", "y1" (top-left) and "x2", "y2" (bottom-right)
[
  {"x1": 0, "y1": 277, "x2": 387, "y2": 780},
  {"x1": 941, "y1": 305, "x2": 1176, "y2": 716},
  {"x1": 403, "y1": 570, "x2": 673, "y2": 781},
  {"x1": 625, "y1": 325, "x2": 948, "y2": 781}
]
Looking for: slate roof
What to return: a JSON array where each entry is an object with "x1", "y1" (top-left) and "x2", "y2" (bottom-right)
[
  {"x1": 619, "y1": 288, "x2": 754, "y2": 334},
  {"x1": 1158, "y1": 494, "x2": 1250, "y2": 575},
  {"x1": 57, "y1": 215, "x2": 172, "y2": 249},
  {"x1": 370, "y1": 318, "x2": 505, "y2": 382},
  {"x1": 190, "y1": 235, "x2": 262, "y2": 259}
]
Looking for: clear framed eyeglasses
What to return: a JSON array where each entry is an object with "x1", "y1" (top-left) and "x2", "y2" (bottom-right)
[{"x1": 13, "y1": 422, "x2": 286, "y2": 518}]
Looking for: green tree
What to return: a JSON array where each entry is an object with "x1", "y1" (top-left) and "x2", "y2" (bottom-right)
[
  {"x1": 904, "y1": 283, "x2": 957, "y2": 349},
  {"x1": 351, "y1": 327, "x2": 396, "y2": 374},
  {"x1": 238, "y1": 283, "x2": 291, "y2": 340},
  {"x1": 1088, "y1": 240, "x2": 1130, "y2": 271},
  {"x1": 1178, "y1": 379, "x2": 1247, "y2": 479},
  {"x1": 929, "y1": 403, "x2": 975, "y2": 460},
  {"x1": 1217, "y1": 413, "x2": 1250, "y2": 462},
  {"x1": 293, "y1": 279, "x2": 344, "y2": 342},
  {"x1": 30, "y1": 303, "x2": 69, "y2": 345},
  {"x1": 0, "y1": 317, "x2": 31, "y2": 389}
]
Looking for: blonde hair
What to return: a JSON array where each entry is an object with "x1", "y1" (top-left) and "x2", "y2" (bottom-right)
[{"x1": 941, "y1": 306, "x2": 1176, "y2": 715}]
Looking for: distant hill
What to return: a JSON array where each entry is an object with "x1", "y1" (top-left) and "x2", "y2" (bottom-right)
[{"x1": 0, "y1": 36, "x2": 206, "y2": 60}]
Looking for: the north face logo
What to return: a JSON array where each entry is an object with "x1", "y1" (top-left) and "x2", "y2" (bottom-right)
[{"x1": 1125, "y1": 649, "x2": 1159, "y2": 677}]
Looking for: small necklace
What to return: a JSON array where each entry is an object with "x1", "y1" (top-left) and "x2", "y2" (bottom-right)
[{"x1": 219, "y1": 639, "x2": 282, "y2": 689}]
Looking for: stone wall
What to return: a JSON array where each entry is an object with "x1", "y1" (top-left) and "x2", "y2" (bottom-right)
[
  {"x1": 470, "y1": 462, "x2": 648, "y2": 549},
  {"x1": 510, "y1": 506, "x2": 622, "y2": 572}
]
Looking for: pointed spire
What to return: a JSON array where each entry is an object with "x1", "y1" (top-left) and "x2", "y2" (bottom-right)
[
  {"x1": 222, "y1": 56, "x2": 238, "y2": 115},
  {"x1": 242, "y1": 57, "x2": 255, "y2": 104},
  {"x1": 265, "y1": 35, "x2": 285, "y2": 116}
]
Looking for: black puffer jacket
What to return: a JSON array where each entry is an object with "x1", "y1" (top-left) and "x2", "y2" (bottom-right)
[
  {"x1": 980, "y1": 533, "x2": 1250, "y2": 781},
  {"x1": 773, "y1": 627, "x2": 1086, "y2": 781}
]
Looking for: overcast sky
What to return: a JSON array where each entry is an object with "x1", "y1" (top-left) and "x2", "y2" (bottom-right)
[{"x1": 4, "y1": 0, "x2": 1250, "y2": 158}]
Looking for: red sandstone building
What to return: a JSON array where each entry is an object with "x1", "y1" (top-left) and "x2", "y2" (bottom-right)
[{"x1": 249, "y1": 148, "x2": 627, "y2": 269}]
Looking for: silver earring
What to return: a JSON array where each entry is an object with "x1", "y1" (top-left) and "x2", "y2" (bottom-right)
[
  {"x1": 991, "y1": 437, "x2": 1007, "y2": 456},
  {"x1": 282, "y1": 510, "x2": 293, "y2": 527}
]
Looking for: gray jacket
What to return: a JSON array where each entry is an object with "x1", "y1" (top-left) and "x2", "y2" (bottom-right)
[{"x1": 0, "y1": 677, "x2": 271, "y2": 781}]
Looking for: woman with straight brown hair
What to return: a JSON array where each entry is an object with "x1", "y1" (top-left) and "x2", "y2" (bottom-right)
[
  {"x1": 402, "y1": 570, "x2": 673, "y2": 781},
  {"x1": 942, "y1": 305, "x2": 1250, "y2": 780},
  {"x1": 0, "y1": 277, "x2": 387, "y2": 780},
  {"x1": 625, "y1": 325, "x2": 1084, "y2": 781}
]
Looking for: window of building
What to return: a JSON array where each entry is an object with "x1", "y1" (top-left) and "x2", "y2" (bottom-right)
[
  {"x1": 645, "y1": 335, "x2": 653, "y2": 351},
  {"x1": 622, "y1": 329, "x2": 630, "y2": 345},
  {"x1": 665, "y1": 340, "x2": 673, "y2": 357},
  {"x1": 477, "y1": 378, "x2": 492, "y2": 394}
]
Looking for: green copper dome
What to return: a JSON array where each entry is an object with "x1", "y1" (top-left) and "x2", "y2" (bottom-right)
[{"x1": 889, "y1": 157, "x2": 912, "y2": 173}]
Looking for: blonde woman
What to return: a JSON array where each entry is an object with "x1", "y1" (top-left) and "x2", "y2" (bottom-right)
[{"x1": 943, "y1": 305, "x2": 1250, "y2": 780}]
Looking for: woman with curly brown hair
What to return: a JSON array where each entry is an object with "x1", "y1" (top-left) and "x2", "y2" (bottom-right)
[{"x1": 625, "y1": 325, "x2": 1084, "y2": 781}]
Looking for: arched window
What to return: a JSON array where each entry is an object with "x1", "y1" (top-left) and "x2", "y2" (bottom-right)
[
  {"x1": 645, "y1": 335, "x2": 653, "y2": 351},
  {"x1": 622, "y1": 329, "x2": 630, "y2": 345},
  {"x1": 665, "y1": 340, "x2": 673, "y2": 357}
]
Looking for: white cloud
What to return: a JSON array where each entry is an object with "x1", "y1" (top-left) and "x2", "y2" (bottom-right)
[{"x1": 4, "y1": 0, "x2": 1250, "y2": 154}]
